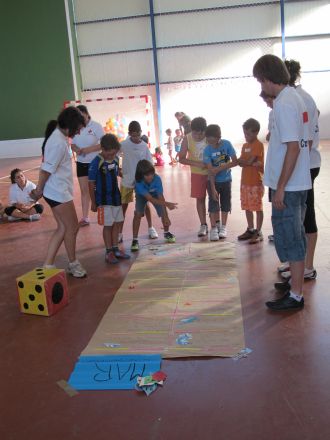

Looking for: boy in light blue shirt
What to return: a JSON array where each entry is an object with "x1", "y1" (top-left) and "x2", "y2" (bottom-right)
[{"x1": 203, "y1": 124, "x2": 237, "y2": 240}]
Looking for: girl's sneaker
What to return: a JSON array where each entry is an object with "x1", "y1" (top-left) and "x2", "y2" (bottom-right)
[
  {"x1": 198, "y1": 224, "x2": 208, "y2": 237},
  {"x1": 131, "y1": 240, "x2": 140, "y2": 252},
  {"x1": 218, "y1": 225, "x2": 227, "y2": 239},
  {"x1": 277, "y1": 262, "x2": 290, "y2": 273},
  {"x1": 105, "y1": 251, "x2": 119, "y2": 264},
  {"x1": 164, "y1": 232, "x2": 176, "y2": 243},
  {"x1": 281, "y1": 268, "x2": 317, "y2": 280},
  {"x1": 210, "y1": 227, "x2": 219, "y2": 241},
  {"x1": 113, "y1": 248, "x2": 131, "y2": 260},
  {"x1": 148, "y1": 227, "x2": 159, "y2": 239},
  {"x1": 67, "y1": 260, "x2": 87, "y2": 278}
]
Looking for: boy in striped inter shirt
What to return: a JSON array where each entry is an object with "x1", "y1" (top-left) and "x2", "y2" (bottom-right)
[{"x1": 88, "y1": 134, "x2": 130, "y2": 264}]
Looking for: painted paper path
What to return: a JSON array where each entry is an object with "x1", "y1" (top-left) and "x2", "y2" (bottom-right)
[{"x1": 82, "y1": 242, "x2": 245, "y2": 358}]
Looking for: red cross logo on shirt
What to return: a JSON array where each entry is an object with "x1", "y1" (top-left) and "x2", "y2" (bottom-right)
[{"x1": 302, "y1": 112, "x2": 308, "y2": 123}]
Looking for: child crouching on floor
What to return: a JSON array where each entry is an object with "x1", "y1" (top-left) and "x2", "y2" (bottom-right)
[
  {"x1": 131, "y1": 160, "x2": 177, "y2": 251},
  {"x1": 88, "y1": 133, "x2": 130, "y2": 264}
]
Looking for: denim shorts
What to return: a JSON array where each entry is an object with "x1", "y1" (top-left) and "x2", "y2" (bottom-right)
[
  {"x1": 207, "y1": 180, "x2": 231, "y2": 213},
  {"x1": 135, "y1": 194, "x2": 164, "y2": 217},
  {"x1": 271, "y1": 190, "x2": 307, "y2": 263}
]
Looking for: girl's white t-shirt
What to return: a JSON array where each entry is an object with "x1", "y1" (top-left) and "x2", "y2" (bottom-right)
[
  {"x1": 41, "y1": 128, "x2": 74, "y2": 203},
  {"x1": 9, "y1": 180, "x2": 37, "y2": 205},
  {"x1": 120, "y1": 138, "x2": 153, "y2": 188},
  {"x1": 264, "y1": 86, "x2": 311, "y2": 191},
  {"x1": 295, "y1": 85, "x2": 321, "y2": 169},
  {"x1": 72, "y1": 120, "x2": 104, "y2": 164}
]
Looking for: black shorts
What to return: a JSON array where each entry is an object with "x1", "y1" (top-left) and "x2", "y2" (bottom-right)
[
  {"x1": 304, "y1": 167, "x2": 320, "y2": 234},
  {"x1": 76, "y1": 162, "x2": 90, "y2": 178},
  {"x1": 5, "y1": 204, "x2": 44, "y2": 216},
  {"x1": 43, "y1": 196, "x2": 62, "y2": 208}
]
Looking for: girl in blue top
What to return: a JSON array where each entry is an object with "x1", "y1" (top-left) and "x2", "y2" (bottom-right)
[{"x1": 132, "y1": 160, "x2": 177, "y2": 251}]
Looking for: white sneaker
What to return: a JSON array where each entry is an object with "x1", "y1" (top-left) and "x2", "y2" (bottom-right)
[
  {"x1": 218, "y1": 225, "x2": 227, "y2": 238},
  {"x1": 210, "y1": 227, "x2": 219, "y2": 241},
  {"x1": 216, "y1": 222, "x2": 222, "y2": 233},
  {"x1": 30, "y1": 214, "x2": 41, "y2": 221},
  {"x1": 198, "y1": 224, "x2": 208, "y2": 237},
  {"x1": 281, "y1": 270, "x2": 291, "y2": 280},
  {"x1": 148, "y1": 226, "x2": 158, "y2": 239},
  {"x1": 67, "y1": 260, "x2": 87, "y2": 278},
  {"x1": 8, "y1": 216, "x2": 21, "y2": 222},
  {"x1": 277, "y1": 262, "x2": 289, "y2": 273},
  {"x1": 281, "y1": 268, "x2": 317, "y2": 281}
]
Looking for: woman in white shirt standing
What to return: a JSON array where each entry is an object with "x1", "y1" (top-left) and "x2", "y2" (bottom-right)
[
  {"x1": 71, "y1": 105, "x2": 104, "y2": 227},
  {"x1": 31, "y1": 107, "x2": 87, "y2": 278},
  {"x1": 4, "y1": 169, "x2": 44, "y2": 221},
  {"x1": 282, "y1": 59, "x2": 321, "y2": 281}
]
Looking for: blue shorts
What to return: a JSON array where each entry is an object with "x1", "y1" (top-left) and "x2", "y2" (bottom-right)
[
  {"x1": 207, "y1": 180, "x2": 232, "y2": 213},
  {"x1": 271, "y1": 190, "x2": 307, "y2": 263},
  {"x1": 135, "y1": 194, "x2": 164, "y2": 217},
  {"x1": 175, "y1": 145, "x2": 181, "y2": 153}
]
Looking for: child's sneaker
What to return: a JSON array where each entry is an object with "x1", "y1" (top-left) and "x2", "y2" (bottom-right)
[
  {"x1": 105, "y1": 251, "x2": 119, "y2": 264},
  {"x1": 8, "y1": 216, "x2": 21, "y2": 222},
  {"x1": 218, "y1": 225, "x2": 227, "y2": 239},
  {"x1": 29, "y1": 214, "x2": 41, "y2": 221},
  {"x1": 67, "y1": 260, "x2": 87, "y2": 278},
  {"x1": 278, "y1": 262, "x2": 290, "y2": 273},
  {"x1": 131, "y1": 239, "x2": 140, "y2": 252},
  {"x1": 113, "y1": 248, "x2": 130, "y2": 260},
  {"x1": 303, "y1": 268, "x2": 317, "y2": 280},
  {"x1": 210, "y1": 227, "x2": 219, "y2": 241},
  {"x1": 198, "y1": 224, "x2": 208, "y2": 237},
  {"x1": 148, "y1": 226, "x2": 159, "y2": 239},
  {"x1": 164, "y1": 232, "x2": 176, "y2": 243},
  {"x1": 238, "y1": 228, "x2": 254, "y2": 241},
  {"x1": 281, "y1": 268, "x2": 317, "y2": 281},
  {"x1": 79, "y1": 218, "x2": 90, "y2": 227},
  {"x1": 249, "y1": 231, "x2": 263, "y2": 244}
]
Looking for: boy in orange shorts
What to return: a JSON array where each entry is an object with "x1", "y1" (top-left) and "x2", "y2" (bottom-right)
[{"x1": 237, "y1": 118, "x2": 264, "y2": 244}]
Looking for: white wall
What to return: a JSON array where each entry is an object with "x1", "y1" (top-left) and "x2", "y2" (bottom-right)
[{"x1": 0, "y1": 138, "x2": 43, "y2": 159}]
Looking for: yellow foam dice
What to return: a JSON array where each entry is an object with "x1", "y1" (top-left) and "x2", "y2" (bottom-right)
[{"x1": 16, "y1": 268, "x2": 69, "y2": 316}]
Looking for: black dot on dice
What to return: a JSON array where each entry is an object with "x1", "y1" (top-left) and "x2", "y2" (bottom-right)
[
  {"x1": 52, "y1": 282, "x2": 64, "y2": 305},
  {"x1": 23, "y1": 303, "x2": 29, "y2": 310},
  {"x1": 38, "y1": 304, "x2": 45, "y2": 312},
  {"x1": 36, "y1": 268, "x2": 43, "y2": 273},
  {"x1": 38, "y1": 276, "x2": 45, "y2": 280},
  {"x1": 35, "y1": 285, "x2": 42, "y2": 293},
  {"x1": 29, "y1": 294, "x2": 35, "y2": 301},
  {"x1": 18, "y1": 281, "x2": 24, "y2": 289}
]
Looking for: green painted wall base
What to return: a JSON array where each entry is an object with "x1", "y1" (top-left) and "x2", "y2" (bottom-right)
[{"x1": 0, "y1": 0, "x2": 81, "y2": 141}]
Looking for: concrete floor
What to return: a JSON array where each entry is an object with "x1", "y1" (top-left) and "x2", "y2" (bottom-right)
[{"x1": 0, "y1": 143, "x2": 330, "y2": 440}]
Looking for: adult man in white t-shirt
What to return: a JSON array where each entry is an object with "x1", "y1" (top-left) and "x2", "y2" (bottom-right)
[{"x1": 253, "y1": 54, "x2": 311, "y2": 311}]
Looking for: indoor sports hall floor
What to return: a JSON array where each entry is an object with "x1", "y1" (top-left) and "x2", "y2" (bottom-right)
[{"x1": 1, "y1": 143, "x2": 330, "y2": 440}]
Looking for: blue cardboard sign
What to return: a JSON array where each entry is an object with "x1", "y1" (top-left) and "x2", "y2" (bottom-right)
[{"x1": 68, "y1": 354, "x2": 161, "y2": 390}]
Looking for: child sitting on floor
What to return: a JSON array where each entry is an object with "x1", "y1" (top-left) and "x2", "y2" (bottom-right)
[
  {"x1": 5, "y1": 168, "x2": 44, "y2": 221},
  {"x1": 131, "y1": 160, "x2": 177, "y2": 251},
  {"x1": 153, "y1": 147, "x2": 165, "y2": 166}
]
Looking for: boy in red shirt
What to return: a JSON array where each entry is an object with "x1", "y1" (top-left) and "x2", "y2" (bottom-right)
[{"x1": 237, "y1": 118, "x2": 264, "y2": 244}]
